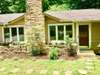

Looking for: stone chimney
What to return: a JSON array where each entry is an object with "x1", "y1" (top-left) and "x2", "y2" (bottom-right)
[{"x1": 25, "y1": 0, "x2": 45, "y2": 44}]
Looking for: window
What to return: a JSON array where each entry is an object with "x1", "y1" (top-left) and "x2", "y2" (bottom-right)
[
  {"x1": 12, "y1": 28, "x2": 17, "y2": 41},
  {"x1": 19, "y1": 27, "x2": 24, "y2": 41},
  {"x1": 4, "y1": 27, "x2": 24, "y2": 42},
  {"x1": 58, "y1": 25, "x2": 64, "y2": 40},
  {"x1": 49, "y1": 26, "x2": 56, "y2": 40},
  {"x1": 4, "y1": 28, "x2": 10, "y2": 42},
  {"x1": 49, "y1": 24, "x2": 73, "y2": 43},
  {"x1": 66, "y1": 25, "x2": 72, "y2": 38}
]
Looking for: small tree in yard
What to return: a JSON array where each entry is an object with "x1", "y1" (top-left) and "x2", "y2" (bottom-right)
[
  {"x1": 49, "y1": 47, "x2": 59, "y2": 60},
  {"x1": 65, "y1": 35, "x2": 78, "y2": 56}
]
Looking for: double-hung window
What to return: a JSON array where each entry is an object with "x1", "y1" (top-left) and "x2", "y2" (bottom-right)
[
  {"x1": 48, "y1": 23, "x2": 74, "y2": 43},
  {"x1": 4, "y1": 27, "x2": 24, "y2": 42}
]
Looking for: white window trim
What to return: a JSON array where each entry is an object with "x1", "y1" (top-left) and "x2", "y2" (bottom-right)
[
  {"x1": 76, "y1": 23, "x2": 91, "y2": 49},
  {"x1": 48, "y1": 23, "x2": 74, "y2": 43},
  {"x1": 10, "y1": 28, "x2": 12, "y2": 42},
  {"x1": 3, "y1": 25, "x2": 25, "y2": 43},
  {"x1": 17, "y1": 27, "x2": 19, "y2": 42}
]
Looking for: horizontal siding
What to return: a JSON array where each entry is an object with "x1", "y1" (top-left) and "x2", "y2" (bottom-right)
[{"x1": 91, "y1": 22, "x2": 100, "y2": 48}]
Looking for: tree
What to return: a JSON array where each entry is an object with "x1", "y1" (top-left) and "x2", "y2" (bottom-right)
[
  {"x1": 68, "y1": 0, "x2": 100, "y2": 9},
  {"x1": 0, "y1": 0, "x2": 10, "y2": 13},
  {"x1": 43, "y1": 0, "x2": 100, "y2": 11},
  {"x1": 8, "y1": 0, "x2": 26, "y2": 13},
  {"x1": 0, "y1": 0, "x2": 26, "y2": 14},
  {"x1": 0, "y1": 0, "x2": 100, "y2": 14}
]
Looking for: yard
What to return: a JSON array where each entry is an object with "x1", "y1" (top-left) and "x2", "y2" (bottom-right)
[{"x1": 0, "y1": 57, "x2": 100, "y2": 75}]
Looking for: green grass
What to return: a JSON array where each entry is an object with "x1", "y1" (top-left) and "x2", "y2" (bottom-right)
[{"x1": 0, "y1": 57, "x2": 100, "y2": 75}]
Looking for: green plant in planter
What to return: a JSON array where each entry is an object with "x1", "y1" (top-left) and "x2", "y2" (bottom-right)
[
  {"x1": 49, "y1": 47, "x2": 59, "y2": 60},
  {"x1": 93, "y1": 44, "x2": 100, "y2": 55},
  {"x1": 65, "y1": 35, "x2": 78, "y2": 56}
]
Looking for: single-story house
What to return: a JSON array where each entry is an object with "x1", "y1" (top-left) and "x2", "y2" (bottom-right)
[{"x1": 0, "y1": 9, "x2": 100, "y2": 50}]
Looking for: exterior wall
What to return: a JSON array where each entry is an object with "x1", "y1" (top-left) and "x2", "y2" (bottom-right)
[
  {"x1": 9, "y1": 18, "x2": 25, "y2": 25},
  {"x1": 91, "y1": 22, "x2": 100, "y2": 48}
]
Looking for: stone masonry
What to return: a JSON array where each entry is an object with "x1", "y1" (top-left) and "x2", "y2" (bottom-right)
[{"x1": 25, "y1": 0, "x2": 45, "y2": 45}]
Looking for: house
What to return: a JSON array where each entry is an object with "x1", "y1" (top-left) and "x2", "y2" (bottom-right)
[
  {"x1": 0, "y1": 9, "x2": 100, "y2": 49},
  {"x1": 45, "y1": 9, "x2": 100, "y2": 49},
  {"x1": 0, "y1": 0, "x2": 100, "y2": 51}
]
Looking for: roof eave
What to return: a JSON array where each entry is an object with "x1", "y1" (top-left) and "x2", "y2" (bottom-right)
[{"x1": 58, "y1": 19, "x2": 100, "y2": 22}]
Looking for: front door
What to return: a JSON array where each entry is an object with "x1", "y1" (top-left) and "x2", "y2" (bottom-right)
[{"x1": 78, "y1": 25, "x2": 89, "y2": 48}]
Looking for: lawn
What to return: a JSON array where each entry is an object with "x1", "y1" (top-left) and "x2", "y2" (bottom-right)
[{"x1": 0, "y1": 57, "x2": 100, "y2": 75}]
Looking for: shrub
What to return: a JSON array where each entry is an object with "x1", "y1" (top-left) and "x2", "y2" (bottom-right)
[
  {"x1": 65, "y1": 35, "x2": 78, "y2": 56},
  {"x1": 37, "y1": 41, "x2": 49, "y2": 55},
  {"x1": 93, "y1": 44, "x2": 100, "y2": 55},
  {"x1": 49, "y1": 47, "x2": 59, "y2": 60},
  {"x1": 93, "y1": 48, "x2": 100, "y2": 55},
  {"x1": 67, "y1": 43, "x2": 77, "y2": 56},
  {"x1": 31, "y1": 42, "x2": 49, "y2": 56},
  {"x1": 31, "y1": 47, "x2": 41, "y2": 56}
]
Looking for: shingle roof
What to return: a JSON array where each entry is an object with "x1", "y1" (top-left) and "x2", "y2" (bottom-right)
[
  {"x1": 45, "y1": 9, "x2": 100, "y2": 22},
  {"x1": 0, "y1": 13, "x2": 24, "y2": 25}
]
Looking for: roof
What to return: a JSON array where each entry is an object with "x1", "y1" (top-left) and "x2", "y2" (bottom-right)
[
  {"x1": 45, "y1": 9, "x2": 100, "y2": 22},
  {"x1": 0, "y1": 13, "x2": 24, "y2": 25}
]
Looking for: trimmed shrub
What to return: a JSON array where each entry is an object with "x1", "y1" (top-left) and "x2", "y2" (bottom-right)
[
  {"x1": 49, "y1": 47, "x2": 59, "y2": 60},
  {"x1": 93, "y1": 44, "x2": 100, "y2": 55},
  {"x1": 31, "y1": 47, "x2": 41, "y2": 56},
  {"x1": 65, "y1": 35, "x2": 78, "y2": 56},
  {"x1": 93, "y1": 48, "x2": 100, "y2": 55}
]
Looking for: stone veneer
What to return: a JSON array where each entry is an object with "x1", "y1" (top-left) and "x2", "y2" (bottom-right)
[{"x1": 25, "y1": 0, "x2": 45, "y2": 44}]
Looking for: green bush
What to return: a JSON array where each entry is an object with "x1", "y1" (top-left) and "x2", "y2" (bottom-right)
[
  {"x1": 49, "y1": 47, "x2": 59, "y2": 60},
  {"x1": 93, "y1": 48, "x2": 100, "y2": 55},
  {"x1": 92, "y1": 44, "x2": 100, "y2": 55},
  {"x1": 65, "y1": 35, "x2": 78, "y2": 56},
  {"x1": 31, "y1": 47, "x2": 41, "y2": 56}
]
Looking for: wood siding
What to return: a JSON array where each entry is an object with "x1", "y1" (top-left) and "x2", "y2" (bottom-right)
[{"x1": 91, "y1": 22, "x2": 100, "y2": 48}]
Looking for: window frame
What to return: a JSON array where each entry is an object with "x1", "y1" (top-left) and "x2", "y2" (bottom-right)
[
  {"x1": 48, "y1": 23, "x2": 74, "y2": 43},
  {"x1": 3, "y1": 25, "x2": 25, "y2": 43}
]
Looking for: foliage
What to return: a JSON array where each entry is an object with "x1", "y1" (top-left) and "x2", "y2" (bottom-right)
[
  {"x1": 49, "y1": 47, "x2": 59, "y2": 60},
  {"x1": 65, "y1": 35, "x2": 78, "y2": 56},
  {"x1": 48, "y1": 4, "x2": 70, "y2": 11},
  {"x1": 0, "y1": 0, "x2": 26, "y2": 14},
  {"x1": 1, "y1": 0, "x2": 100, "y2": 13},
  {"x1": 68, "y1": 0, "x2": 100, "y2": 9},
  {"x1": 31, "y1": 47, "x2": 41, "y2": 56},
  {"x1": 93, "y1": 44, "x2": 100, "y2": 55},
  {"x1": 43, "y1": 0, "x2": 100, "y2": 11},
  {"x1": 42, "y1": 0, "x2": 69, "y2": 11}
]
